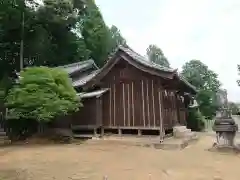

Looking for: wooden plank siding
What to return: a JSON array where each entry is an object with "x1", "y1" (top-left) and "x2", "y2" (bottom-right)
[
  {"x1": 100, "y1": 60, "x2": 188, "y2": 132},
  {"x1": 71, "y1": 98, "x2": 102, "y2": 128}
]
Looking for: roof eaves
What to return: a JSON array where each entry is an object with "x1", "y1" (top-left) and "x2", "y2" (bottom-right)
[
  {"x1": 178, "y1": 74, "x2": 198, "y2": 93},
  {"x1": 59, "y1": 59, "x2": 94, "y2": 69},
  {"x1": 77, "y1": 88, "x2": 109, "y2": 99},
  {"x1": 118, "y1": 46, "x2": 197, "y2": 93},
  {"x1": 72, "y1": 69, "x2": 101, "y2": 88},
  {"x1": 118, "y1": 46, "x2": 175, "y2": 73},
  {"x1": 59, "y1": 59, "x2": 99, "y2": 75}
]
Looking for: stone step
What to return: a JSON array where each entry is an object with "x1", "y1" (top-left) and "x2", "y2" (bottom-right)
[
  {"x1": 0, "y1": 135, "x2": 9, "y2": 140},
  {"x1": 0, "y1": 130, "x2": 10, "y2": 146},
  {"x1": 0, "y1": 131, "x2": 6, "y2": 136},
  {"x1": 173, "y1": 128, "x2": 192, "y2": 138},
  {"x1": 0, "y1": 139, "x2": 11, "y2": 146},
  {"x1": 173, "y1": 126, "x2": 188, "y2": 131},
  {"x1": 0, "y1": 127, "x2": 10, "y2": 145}
]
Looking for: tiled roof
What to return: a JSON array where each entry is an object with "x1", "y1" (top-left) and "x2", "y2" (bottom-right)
[
  {"x1": 59, "y1": 60, "x2": 98, "y2": 75},
  {"x1": 72, "y1": 69, "x2": 100, "y2": 88},
  {"x1": 119, "y1": 46, "x2": 176, "y2": 73},
  {"x1": 119, "y1": 46, "x2": 197, "y2": 92}
]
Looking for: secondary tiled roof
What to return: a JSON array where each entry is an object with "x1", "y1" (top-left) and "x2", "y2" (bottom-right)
[
  {"x1": 59, "y1": 60, "x2": 98, "y2": 75},
  {"x1": 58, "y1": 60, "x2": 99, "y2": 88},
  {"x1": 73, "y1": 69, "x2": 100, "y2": 88}
]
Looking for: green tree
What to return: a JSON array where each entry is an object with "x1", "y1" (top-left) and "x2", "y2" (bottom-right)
[
  {"x1": 181, "y1": 60, "x2": 221, "y2": 92},
  {"x1": 26, "y1": 0, "x2": 90, "y2": 66},
  {"x1": 109, "y1": 25, "x2": 127, "y2": 53},
  {"x1": 146, "y1": 44, "x2": 170, "y2": 67},
  {"x1": 6, "y1": 67, "x2": 81, "y2": 122},
  {"x1": 0, "y1": 0, "x2": 89, "y2": 79},
  {"x1": 81, "y1": 0, "x2": 111, "y2": 67},
  {"x1": 181, "y1": 60, "x2": 221, "y2": 119},
  {"x1": 228, "y1": 102, "x2": 239, "y2": 115},
  {"x1": 0, "y1": 0, "x2": 128, "y2": 92},
  {"x1": 186, "y1": 107, "x2": 205, "y2": 131},
  {"x1": 196, "y1": 90, "x2": 217, "y2": 118},
  {"x1": 0, "y1": 0, "x2": 29, "y2": 76}
]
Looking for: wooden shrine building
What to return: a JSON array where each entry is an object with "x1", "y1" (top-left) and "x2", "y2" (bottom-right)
[{"x1": 69, "y1": 46, "x2": 197, "y2": 137}]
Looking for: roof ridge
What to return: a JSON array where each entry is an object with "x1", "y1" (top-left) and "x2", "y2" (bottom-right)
[
  {"x1": 118, "y1": 45, "x2": 196, "y2": 92},
  {"x1": 118, "y1": 45, "x2": 175, "y2": 72}
]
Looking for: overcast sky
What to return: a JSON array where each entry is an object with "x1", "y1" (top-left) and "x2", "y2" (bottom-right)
[{"x1": 95, "y1": 0, "x2": 240, "y2": 102}]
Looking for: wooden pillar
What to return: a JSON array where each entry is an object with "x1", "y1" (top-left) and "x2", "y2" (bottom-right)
[
  {"x1": 109, "y1": 85, "x2": 112, "y2": 126},
  {"x1": 95, "y1": 96, "x2": 103, "y2": 137},
  {"x1": 158, "y1": 90, "x2": 164, "y2": 140},
  {"x1": 101, "y1": 127, "x2": 104, "y2": 137},
  {"x1": 141, "y1": 80, "x2": 146, "y2": 127},
  {"x1": 96, "y1": 96, "x2": 103, "y2": 131},
  {"x1": 118, "y1": 128, "x2": 122, "y2": 136},
  {"x1": 146, "y1": 79, "x2": 150, "y2": 127},
  {"x1": 94, "y1": 128, "x2": 97, "y2": 137},
  {"x1": 131, "y1": 82, "x2": 135, "y2": 126},
  {"x1": 113, "y1": 83, "x2": 116, "y2": 126},
  {"x1": 138, "y1": 129, "x2": 142, "y2": 136},
  {"x1": 175, "y1": 93, "x2": 181, "y2": 126},
  {"x1": 159, "y1": 129, "x2": 164, "y2": 142},
  {"x1": 122, "y1": 83, "x2": 126, "y2": 126},
  {"x1": 127, "y1": 83, "x2": 130, "y2": 126}
]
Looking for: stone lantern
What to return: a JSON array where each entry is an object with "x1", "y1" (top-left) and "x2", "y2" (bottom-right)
[
  {"x1": 213, "y1": 109, "x2": 238, "y2": 146},
  {"x1": 212, "y1": 90, "x2": 239, "y2": 150}
]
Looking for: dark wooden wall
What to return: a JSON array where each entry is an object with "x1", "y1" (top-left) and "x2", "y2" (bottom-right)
[
  {"x1": 71, "y1": 98, "x2": 102, "y2": 128},
  {"x1": 100, "y1": 59, "x2": 187, "y2": 131}
]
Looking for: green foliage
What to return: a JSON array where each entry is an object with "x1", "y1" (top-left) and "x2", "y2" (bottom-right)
[
  {"x1": 181, "y1": 60, "x2": 221, "y2": 92},
  {"x1": 26, "y1": 0, "x2": 90, "y2": 66},
  {"x1": 146, "y1": 44, "x2": 170, "y2": 67},
  {"x1": 186, "y1": 108, "x2": 205, "y2": 131},
  {"x1": 228, "y1": 102, "x2": 239, "y2": 115},
  {"x1": 0, "y1": 0, "x2": 89, "y2": 78},
  {"x1": 109, "y1": 25, "x2": 127, "y2": 53},
  {"x1": 196, "y1": 90, "x2": 218, "y2": 119},
  {"x1": 0, "y1": 0, "x2": 128, "y2": 95},
  {"x1": 181, "y1": 60, "x2": 221, "y2": 119},
  {"x1": 81, "y1": 0, "x2": 111, "y2": 67},
  {"x1": 5, "y1": 67, "x2": 81, "y2": 122}
]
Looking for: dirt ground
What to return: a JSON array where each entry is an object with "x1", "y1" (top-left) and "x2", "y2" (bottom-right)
[{"x1": 1, "y1": 134, "x2": 240, "y2": 180}]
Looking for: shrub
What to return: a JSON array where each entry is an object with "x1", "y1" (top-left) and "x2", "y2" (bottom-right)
[
  {"x1": 186, "y1": 108, "x2": 205, "y2": 131},
  {"x1": 5, "y1": 67, "x2": 82, "y2": 139}
]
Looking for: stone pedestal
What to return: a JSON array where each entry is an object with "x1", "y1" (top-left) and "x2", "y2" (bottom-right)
[
  {"x1": 173, "y1": 125, "x2": 197, "y2": 140},
  {"x1": 215, "y1": 131, "x2": 235, "y2": 146},
  {"x1": 211, "y1": 107, "x2": 239, "y2": 152}
]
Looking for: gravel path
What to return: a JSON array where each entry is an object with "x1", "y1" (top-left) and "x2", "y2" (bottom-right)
[{"x1": 1, "y1": 134, "x2": 240, "y2": 180}]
